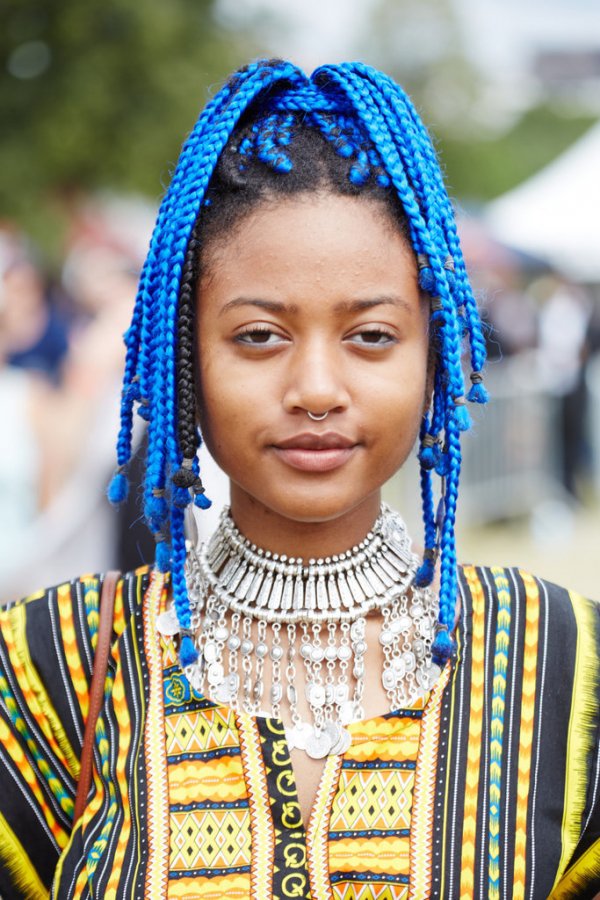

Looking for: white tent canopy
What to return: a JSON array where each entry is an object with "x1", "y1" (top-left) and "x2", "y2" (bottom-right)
[{"x1": 486, "y1": 122, "x2": 600, "y2": 283}]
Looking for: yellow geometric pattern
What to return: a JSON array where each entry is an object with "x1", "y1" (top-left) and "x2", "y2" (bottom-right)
[
  {"x1": 307, "y1": 753, "x2": 342, "y2": 900},
  {"x1": 236, "y1": 714, "x2": 276, "y2": 896},
  {"x1": 167, "y1": 751, "x2": 248, "y2": 808},
  {"x1": 144, "y1": 571, "x2": 171, "y2": 900},
  {"x1": 57, "y1": 583, "x2": 90, "y2": 724},
  {"x1": 329, "y1": 835, "x2": 410, "y2": 875},
  {"x1": 512, "y1": 570, "x2": 540, "y2": 900},
  {"x1": 334, "y1": 885, "x2": 408, "y2": 900},
  {"x1": 459, "y1": 565, "x2": 487, "y2": 899},
  {"x1": 409, "y1": 663, "x2": 451, "y2": 899},
  {"x1": 346, "y1": 716, "x2": 422, "y2": 764},
  {"x1": 168, "y1": 872, "x2": 252, "y2": 899},
  {"x1": 165, "y1": 707, "x2": 240, "y2": 756},
  {"x1": 160, "y1": 607, "x2": 256, "y2": 892},
  {"x1": 329, "y1": 768, "x2": 413, "y2": 833},
  {"x1": 170, "y1": 808, "x2": 251, "y2": 871},
  {"x1": 103, "y1": 642, "x2": 134, "y2": 900}
]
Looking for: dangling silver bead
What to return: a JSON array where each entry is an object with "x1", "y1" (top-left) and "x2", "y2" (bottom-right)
[{"x1": 184, "y1": 503, "x2": 440, "y2": 756}]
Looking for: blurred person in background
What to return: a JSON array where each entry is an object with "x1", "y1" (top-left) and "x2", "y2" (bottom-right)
[
  {"x1": 0, "y1": 229, "x2": 69, "y2": 382},
  {"x1": 0, "y1": 230, "x2": 67, "y2": 582},
  {"x1": 0, "y1": 59, "x2": 598, "y2": 900},
  {"x1": 0, "y1": 202, "x2": 155, "y2": 599},
  {"x1": 537, "y1": 275, "x2": 594, "y2": 500}
]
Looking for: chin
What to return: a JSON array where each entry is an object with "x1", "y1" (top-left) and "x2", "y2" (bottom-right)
[{"x1": 253, "y1": 487, "x2": 381, "y2": 526}]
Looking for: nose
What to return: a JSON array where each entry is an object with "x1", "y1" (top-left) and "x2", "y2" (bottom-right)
[{"x1": 282, "y1": 338, "x2": 350, "y2": 417}]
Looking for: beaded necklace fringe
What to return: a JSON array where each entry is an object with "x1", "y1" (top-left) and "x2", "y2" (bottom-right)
[{"x1": 158, "y1": 504, "x2": 440, "y2": 758}]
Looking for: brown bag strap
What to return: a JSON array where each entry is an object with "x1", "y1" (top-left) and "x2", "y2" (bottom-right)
[{"x1": 73, "y1": 570, "x2": 121, "y2": 823}]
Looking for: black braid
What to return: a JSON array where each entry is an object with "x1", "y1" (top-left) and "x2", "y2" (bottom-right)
[
  {"x1": 198, "y1": 111, "x2": 410, "y2": 258},
  {"x1": 173, "y1": 222, "x2": 201, "y2": 488}
]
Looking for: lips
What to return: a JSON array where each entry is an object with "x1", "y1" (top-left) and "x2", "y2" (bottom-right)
[
  {"x1": 274, "y1": 432, "x2": 356, "y2": 451},
  {"x1": 272, "y1": 432, "x2": 359, "y2": 472}
]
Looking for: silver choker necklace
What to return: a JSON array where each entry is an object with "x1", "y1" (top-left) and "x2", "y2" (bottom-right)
[{"x1": 175, "y1": 505, "x2": 440, "y2": 759}]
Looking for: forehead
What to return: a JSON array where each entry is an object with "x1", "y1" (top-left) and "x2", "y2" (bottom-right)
[{"x1": 200, "y1": 193, "x2": 417, "y2": 300}]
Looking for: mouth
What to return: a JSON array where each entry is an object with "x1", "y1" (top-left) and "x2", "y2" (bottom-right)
[{"x1": 271, "y1": 432, "x2": 359, "y2": 473}]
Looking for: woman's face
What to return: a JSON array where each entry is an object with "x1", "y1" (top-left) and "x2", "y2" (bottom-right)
[{"x1": 196, "y1": 193, "x2": 430, "y2": 542}]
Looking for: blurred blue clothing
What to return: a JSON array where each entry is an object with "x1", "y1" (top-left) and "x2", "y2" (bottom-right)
[{"x1": 8, "y1": 301, "x2": 69, "y2": 381}]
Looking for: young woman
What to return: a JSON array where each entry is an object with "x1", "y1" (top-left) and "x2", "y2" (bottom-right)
[{"x1": 1, "y1": 59, "x2": 598, "y2": 900}]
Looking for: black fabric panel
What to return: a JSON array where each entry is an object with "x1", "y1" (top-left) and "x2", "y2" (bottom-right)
[{"x1": 255, "y1": 715, "x2": 311, "y2": 900}]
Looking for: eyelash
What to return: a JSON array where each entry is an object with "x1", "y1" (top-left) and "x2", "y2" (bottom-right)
[
  {"x1": 347, "y1": 328, "x2": 397, "y2": 346},
  {"x1": 233, "y1": 325, "x2": 398, "y2": 347},
  {"x1": 234, "y1": 325, "x2": 286, "y2": 345}
]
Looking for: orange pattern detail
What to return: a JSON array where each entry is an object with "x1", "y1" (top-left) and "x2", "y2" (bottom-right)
[
  {"x1": 409, "y1": 663, "x2": 451, "y2": 898},
  {"x1": 512, "y1": 571, "x2": 540, "y2": 900},
  {"x1": 0, "y1": 716, "x2": 68, "y2": 846},
  {"x1": 236, "y1": 713, "x2": 275, "y2": 897},
  {"x1": 143, "y1": 571, "x2": 170, "y2": 900},
  {"x1": 57, "y1": 583, "x2": 89, "y2": 724},
  {"x1": 307, "y1": 752, "x2": 342, "y2": 899},
  {"x1": 459, "y1": 566, "x2": 488, "y2": 899},
  {"x1": 103, "y1": 643, "x2": 133, "y2": 900}
]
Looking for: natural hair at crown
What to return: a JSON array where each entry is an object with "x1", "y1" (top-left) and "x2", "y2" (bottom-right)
[{"x1": 108, "y1": 58, "x2": 488, "y2": 669}]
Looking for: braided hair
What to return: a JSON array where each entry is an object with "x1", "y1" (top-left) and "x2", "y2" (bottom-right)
[{"x1": 109, "y1": 58, "x2": 488, "y2": 668}]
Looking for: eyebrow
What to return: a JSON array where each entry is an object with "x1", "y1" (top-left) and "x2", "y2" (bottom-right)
[
  {"x1": 219, "y1": 298, "x2": 299, "y2": 316},
  {"x1": 219, "y1": 295, "x2": 414, "y2": 316},
  {"x1": 334, "y1": 296, "x2": 414, "y2": 315}
]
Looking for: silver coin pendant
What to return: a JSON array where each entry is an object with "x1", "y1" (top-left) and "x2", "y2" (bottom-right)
[{"x1": 306, "y1": 728, "x2": 333, "y2": 759}]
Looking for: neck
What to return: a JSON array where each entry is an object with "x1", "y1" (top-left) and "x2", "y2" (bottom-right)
[{"x1": 228, "y1": 488, "x2": 383, "y2": 559}]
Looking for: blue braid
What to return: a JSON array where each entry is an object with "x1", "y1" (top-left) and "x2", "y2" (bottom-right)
[
  {"x1": 311, "y1": 64, "x2": 478, "y2": 659},
  {"x1": 432, "y1": 413, "x2": 462, "y2": 663},
  {"x1": 107, "y1": 298, "x2": 142, "y2": 504},
  {"x1": 111, "y1": 59, "x2": 488, "y2": 669},
  {"x1": 112, "y1": 60, "x2": 309, "y2": 648},
  {"x1": 348, "y1": 65, "x2": 480, "y2": 360},
  {"x1": 415, "y1": 417, "x2": 437, "y2": 588},
  {"x1": 339, "y1": 66, "x2": 449, "y2": 255},
  {"x1": 170, "y1": 505, "x2": 197, "y2": 665}
]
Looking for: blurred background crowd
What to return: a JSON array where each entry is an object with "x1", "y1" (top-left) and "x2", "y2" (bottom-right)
[{"x1": 2, "y1": 0, "x2": 599, "y2": 601}]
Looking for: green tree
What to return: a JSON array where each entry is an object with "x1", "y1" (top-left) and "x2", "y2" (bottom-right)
[
  {"x1": 441, "y1": 104, "x2": 597, "y2": 202},
  {"x1": 1, "y1": 0, "x2": 254, "y2": 247}
]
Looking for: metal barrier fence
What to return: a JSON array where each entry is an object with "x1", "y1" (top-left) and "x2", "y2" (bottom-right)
[
  {"x1": 460, "y1": 356, "x2": 564, "y2": 524},
  {"x1": 387, "y1": 354, "x2": 567, "y2": 529},
  {"x1": 587, "y1": 354, "x2": 600, "y2": 497}
]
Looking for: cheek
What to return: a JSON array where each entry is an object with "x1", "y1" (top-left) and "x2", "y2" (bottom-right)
[
  {"x1": 197, "y1": 351, "x2": 255, "y2": 464},
  {"x1": 368, "y1": 359, "x2": 428, "y2": 449}
]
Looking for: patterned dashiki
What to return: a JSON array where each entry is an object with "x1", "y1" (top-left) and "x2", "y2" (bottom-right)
[{"x1": 0, "y1": 565, "x2": 599, "y2": 899}]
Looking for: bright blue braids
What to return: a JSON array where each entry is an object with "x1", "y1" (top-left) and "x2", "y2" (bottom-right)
[{"x1": 109, "y1": 58, "x2": 488, "y2": 668}]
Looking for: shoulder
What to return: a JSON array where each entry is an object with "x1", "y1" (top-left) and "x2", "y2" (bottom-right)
[
  {"x1": 0, "y1": 566, "x2": 153, "y2": 662},
  {"x1": 458, "y1": 563, "x2": 600, "y2": 686},
  {"x1": 459, "y1": 563, "x2": 598, "y2": 622}
]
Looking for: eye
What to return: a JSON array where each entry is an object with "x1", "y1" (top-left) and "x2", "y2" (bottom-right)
[
  {"x1": 346, "y1": 327, "x2": 398, "y2": 347},
  {"x1": 234, "y1": 325, "x2": 288, "y2": 346}
]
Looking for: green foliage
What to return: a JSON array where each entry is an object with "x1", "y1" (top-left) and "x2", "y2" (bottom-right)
[
  {"x1": 439, "y1": 105, "x2": 598, "y2": 202},
  {"x1": 1, "y1": 0, "x2": 253, "y2": 240}
]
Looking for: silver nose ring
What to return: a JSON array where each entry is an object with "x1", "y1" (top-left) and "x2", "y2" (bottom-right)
[{"x1": 307, "y1": 411, "x2": 329, "y2": 421}]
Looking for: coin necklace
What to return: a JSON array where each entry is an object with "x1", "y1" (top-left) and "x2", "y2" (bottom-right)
[{"x1": 163, "y1": 504, "x2": 441, "y2": 760}]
